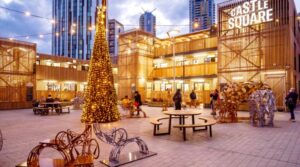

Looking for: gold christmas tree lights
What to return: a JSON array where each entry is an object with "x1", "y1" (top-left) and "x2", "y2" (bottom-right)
[{"x1": 81, "y1": 1, "x2": 120, "y2": 123}]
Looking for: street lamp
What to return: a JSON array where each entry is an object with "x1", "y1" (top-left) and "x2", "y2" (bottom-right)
[{"x1": 167, "y1": 29, "x2": 180, "y2": 93}]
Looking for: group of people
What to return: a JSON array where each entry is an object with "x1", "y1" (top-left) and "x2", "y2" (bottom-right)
[
  {"x1": 33, "y1": 95, "x2": 62, "y2": 113},
  {"x1": 121, "y1": 91, "x2": 143, "y2": 116},
  {"x1": 121, "y1": 87, "x2": 299, "y2": 122}
]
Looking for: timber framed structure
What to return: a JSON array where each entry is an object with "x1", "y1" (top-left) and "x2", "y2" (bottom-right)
[{"x1": 217, "y1": 0, "x2": 300, "y2": 108}]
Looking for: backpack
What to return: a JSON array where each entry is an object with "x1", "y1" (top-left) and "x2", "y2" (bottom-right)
[{"x1": 286, "y1": 98, "x2": 295, "y2": 107}]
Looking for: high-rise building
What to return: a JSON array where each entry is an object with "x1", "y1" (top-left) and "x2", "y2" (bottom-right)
[
  {"x1": 189, "y1": 0, "x2": 215, "y2": 32},
  {"x1": 108, "y1": 19, "x2": 124, "y2": 57},
  {"x1": 52, "y1": 0, "x2": 100, "y2": 60},
  {"x1": 139, "y1": 11, "x2": 156, "y2": 36}
]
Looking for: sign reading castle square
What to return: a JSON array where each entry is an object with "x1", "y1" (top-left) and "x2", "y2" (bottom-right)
[{"x1": 228, "y1": 0, "x2": 273, "y2": 29}]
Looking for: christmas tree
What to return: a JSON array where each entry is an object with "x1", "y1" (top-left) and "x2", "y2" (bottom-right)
[{"x1": 81, "y1": 1, "x2": 120, "y2": 123}]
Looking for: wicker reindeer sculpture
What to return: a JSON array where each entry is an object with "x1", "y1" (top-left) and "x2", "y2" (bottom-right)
[
  {"x1": 248, "y1": 89, "x2": 276, "y2": 127},
  {"x1": 218, "y1": 82, "x2": 272, "y2": 123}
]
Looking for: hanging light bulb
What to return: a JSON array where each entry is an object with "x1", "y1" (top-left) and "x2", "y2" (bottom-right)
[{"x1": 25, "y1": 11, "x2": 31, "y2": 16}]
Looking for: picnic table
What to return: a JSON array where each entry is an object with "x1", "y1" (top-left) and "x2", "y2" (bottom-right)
[
  {"x1": 33, "y1": 102, "x2": 70, "y2": 115},
  {"x1": 163, "y1": 110, "x2": 202, "y2": 134}
]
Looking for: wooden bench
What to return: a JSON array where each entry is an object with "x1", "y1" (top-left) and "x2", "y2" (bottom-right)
[
  {"x1": 150, "y1": 116, "x2": 169, "y2": 136},
  {"x1": 150, "y1": 116, "x2": 189, "y2": 136},
  {"x1": 33, "y1": 107, "x2": 70, "y2": 116},
  {"x1": 173, "y1": 117, "x2": 217, "y2": 141}
]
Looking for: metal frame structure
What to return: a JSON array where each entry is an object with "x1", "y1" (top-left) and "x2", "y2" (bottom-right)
[
  {"x1": 93, "y1": 124, "x2": 157, "y2": 167},
  {"x1": 27, "y1": 125, "x2": 99, "y2": 166}
]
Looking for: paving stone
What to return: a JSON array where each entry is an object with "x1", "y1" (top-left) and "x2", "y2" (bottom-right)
[{"x1": 0, "y1": 106, "x2": 299, "y2": 167}]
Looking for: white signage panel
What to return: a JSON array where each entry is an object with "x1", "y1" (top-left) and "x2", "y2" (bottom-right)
[{"x1": 228, "y1": 0, "x2": 273, "y2": 29}]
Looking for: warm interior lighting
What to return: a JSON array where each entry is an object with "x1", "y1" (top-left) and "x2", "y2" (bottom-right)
[
  {"x1": 64, "y1": 81, "x2": 76, "y2": 84},
  {"x1": 191, "y1": 78, "x2": 205, "y2": 82},
  {"x1": 264, "y1": 71, "x2": 285, "y2": 75},
  {"x1": 43, "y1": 80, "x2": 57, "y2": 83},
  {"x1": 232, "y1": 76, "x2": 244, "y2": 80},
  {"x1": 72, "y1": 23, "x2": 76, "y2": 27},
  {"x1": 9, "y1": 38, "x2": 14, "y2": 41},
  {"x1": 55, "y1": 32, "x2": 59, "y2": 36}
]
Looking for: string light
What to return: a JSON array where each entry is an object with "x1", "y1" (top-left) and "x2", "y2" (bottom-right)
[
  {"x1": 1, "y1": 5, "x2": 192, "y2": 41},
  {"x1": 25, "y1": 11, "x2": 31, "y2": 16}
]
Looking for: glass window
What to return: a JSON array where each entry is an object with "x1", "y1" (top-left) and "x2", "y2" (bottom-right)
[
  {"x1": 154, "y1": 83, "x2": 160, "y2": 91},
  {"x1": 161, "y1": 84, "x2": 166, "y2": 91},
  {"x1": 63, "y1": 83, "x2": 76, "y2": 91},
  {"x1": 204, "y1": 83, "x2": 210, "y2": 91},
  {"x1": 194, "y1": 83, "x2": 204, "y2": 91}
]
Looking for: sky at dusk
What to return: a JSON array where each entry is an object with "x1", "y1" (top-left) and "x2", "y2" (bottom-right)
[{"x1": 0, "y1": 0, "x2": 300, "y2": 54}]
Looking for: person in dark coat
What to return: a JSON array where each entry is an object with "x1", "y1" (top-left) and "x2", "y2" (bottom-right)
[
  {"x1": 210, "y1": 89, "x2": 219, "y2": 115},
  {"x1": 134, "y1": 91, "x2": 142, "y2": 115},
  {"x1": 285, "y1": 88, "x2": 298, "y2": 122},
  {"x1": 173, "y1": 89, "x2": 182, "y2": 110},
  {"x1": 189, "y1": 90, "x2": 197, "y2": 108},
  {"x1": 45, "y1": 94, "x2": 54, "y2": 108}
]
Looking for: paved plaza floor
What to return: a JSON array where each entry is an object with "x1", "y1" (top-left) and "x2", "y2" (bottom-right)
[{"x1": 0, "y1": 106, "x2": 300, "y2": 167}]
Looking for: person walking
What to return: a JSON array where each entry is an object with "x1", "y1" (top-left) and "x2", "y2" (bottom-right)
[
  {"x1": 134, "y1": 91, "x2": 142, "y2": 116},
  {"x1": 210, "y1": 89, "x2": 219, "y2": 115},
  {"x1": 189, "y1": 90, "x2": 197, "y2": 108},
  {"x1": 173, "y1": 89, "x2": 182, "y2": 110},
  {"x1": 285, "y1": 88, "x2": 298, "y2": 122}
]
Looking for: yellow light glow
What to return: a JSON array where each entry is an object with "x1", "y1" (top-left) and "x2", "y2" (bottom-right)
[
  {"x1": 232, "y1": 76, "x2": 244, "y2": 80},
  {"x1": 193, "y1": 22, "x2": 199, "y2": 29},
  {"x1": 191, "y1": 78, "x2": 205, "y2": 82},
  {"x1": 43, "y1": 80, "x2": 57, "y2": 83}
]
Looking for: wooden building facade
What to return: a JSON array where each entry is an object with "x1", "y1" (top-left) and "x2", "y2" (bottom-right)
[
  {"x1": 218, "y1": 0, "x2": 300, "y2": 108},
  {"x1": 0, "y1": 38, "x2": 36, "y2": 109},
  {"x1": 118, "y1": 29, "x2": 218, "y2": 104}
]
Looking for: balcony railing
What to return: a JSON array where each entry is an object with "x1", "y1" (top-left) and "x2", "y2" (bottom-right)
[{"x1": 150, "y1": 62, "x2": 217, "y2": 79}]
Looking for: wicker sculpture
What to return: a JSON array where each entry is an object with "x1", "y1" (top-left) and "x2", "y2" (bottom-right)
[
  {"x1": 218, "y1": 82, "x2": 271, "y2": 123},
  {"x1": 248, "y1": 90, "x2": 276, "y2": 127}
]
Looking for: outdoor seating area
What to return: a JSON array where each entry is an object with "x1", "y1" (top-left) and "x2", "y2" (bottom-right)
[
  {"x1": 149, "y1": 110, "x2": 216, "y2": 141},
  {"x1": 1, "y1": 106, "x2": 300, "y2": 167}
]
